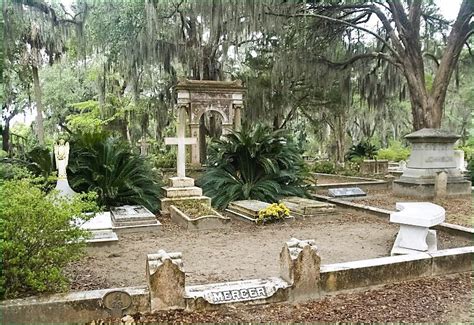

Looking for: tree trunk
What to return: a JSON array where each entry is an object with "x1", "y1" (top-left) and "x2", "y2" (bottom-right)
[
  {"x1": 32, "y1": 65, "x2": 45, "y2": 145},
  {"x1": 2, "y1": 121, "x2": 10, "y2": 153}
]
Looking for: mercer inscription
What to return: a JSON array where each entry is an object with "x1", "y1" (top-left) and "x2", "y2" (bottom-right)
[{"x1": 210, "y1": 286, "x2": 267, "y2": 303}]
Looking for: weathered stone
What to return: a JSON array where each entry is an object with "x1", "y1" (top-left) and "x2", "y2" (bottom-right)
[
  {"x1": 280, "y1": 197, "x2": 335, "y2": 217},
  {"x1": 328, "y1": 187, "x2": 366, "y2": 198},
  {"x1": 226, "y1": 200, "x2": 295, "y2": 223},
  {"x1": 169, "y1": 176, "x2": 195, "y2": 188},
  {"x1": 147, "y1": 250, "x2": 185, "y2": 311},
  {"x1": 360, "y1": 160, "x2": 388, "y2": 175},
  {"x1": 110, "y1": 205, "x2": 161, "y2": 232},
  {"x1": 280, "y1": 238, "x2": 321, "y2": 301},
  {"x1": 79, "y1": 212, "x2": 118, "y2": 245},
  {"x1": 169, "y1": 204, "x2": 231, "y2": 230},
  {"x1": 175, "y1": 79, "x2": 245, "y2": 165},
  {"x1": 434, "y1": 171, "x2": 448, "y2": 198},
  {"x1": 185, "y1": 278, "x2": 290, "y2": 306},
  {"x1": 162, "y1": 186, "x2": 203, "y2": 198},
  {"x1": 453, "y1": 150, "x2": 467, "y2": 172},
  {"x1": 390, "y1": 202, "x2": 445, "y2": 255},
  {"x1": 393, "y1": 128, "x2": 471, "y2": 197},
  {"x1": 160, "y1": 196, "x2": 211, "y2": 215}
]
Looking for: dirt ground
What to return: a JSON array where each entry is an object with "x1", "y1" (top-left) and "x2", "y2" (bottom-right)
[
  {"x1": 66, "y1": 209, "x2": 471, "y2": 291},
  {"x1": 349, "y1": 190, "x2": 472, "y2": 227},
  {"x1": 96, "y1": 273, "x2": 472, "y2": 323}
]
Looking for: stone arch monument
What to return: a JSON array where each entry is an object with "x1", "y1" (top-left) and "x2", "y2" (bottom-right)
[{"x1": 175, "y1": 79, "x2": 245, "y2": 165}]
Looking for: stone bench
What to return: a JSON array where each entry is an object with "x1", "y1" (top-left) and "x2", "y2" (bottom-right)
[{"x1": 390, "y1": 202, "x2": 445, "y2": 255}]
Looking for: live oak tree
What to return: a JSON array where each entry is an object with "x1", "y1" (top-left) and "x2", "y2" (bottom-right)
[{"x1": 273, "y1": 0, "x2": 474, "y2": 130}]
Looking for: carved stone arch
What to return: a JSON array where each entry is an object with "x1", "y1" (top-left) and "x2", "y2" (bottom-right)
[{"x1": 175, "y1": 79, "x2": 245, "y2": 165}]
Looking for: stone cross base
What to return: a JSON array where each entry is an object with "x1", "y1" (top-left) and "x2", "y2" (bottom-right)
[{"x1": 159, "y1": 177, "x2": 211, "y2": 215}]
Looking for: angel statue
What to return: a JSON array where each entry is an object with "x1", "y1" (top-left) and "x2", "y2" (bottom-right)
[{"x1": 54, "y1": 139, "x2": 70, "y2": 180}]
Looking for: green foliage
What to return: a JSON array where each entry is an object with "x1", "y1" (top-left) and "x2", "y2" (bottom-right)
[
  {"x1": 0, "y1": 146, "x2": 56, "y2": 190},
  {"x1": 198, "y1": 124, "x2": 308, "y2": 209},
  {"x1": 311, "y1": 161, "x2": 337, "y2": 174},
  {"x1": 0, "y1": 179, "x2": 99, "y2": 299},
  {"x1": 346, "y1": 141, "x2": 378, "y2": 161},
  {"x1": 66, "y1": 101, "x2": 107, "y2": 134},
  {"x1": 377, "y1": 141, "x2": 411, "y2": 162},
  {"x1": 152, "y1": 150, "x2": 177, "y2": 169},
  {"x1": 68, "y1": 133, "x2": 162, "y2": 212}
]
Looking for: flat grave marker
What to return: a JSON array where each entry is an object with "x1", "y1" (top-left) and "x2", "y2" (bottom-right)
[
  {"x1": 111, "y1": 205, "x2": 161, "y2": 231},
  {"x1": 328, "y1": 187, "x2": 366, "y2": 198}
]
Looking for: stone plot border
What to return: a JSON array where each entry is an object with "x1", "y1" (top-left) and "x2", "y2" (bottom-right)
[
  {"x1": 225, "y1": 207, "x2": 295, "y2": 224},
  {"x1": 1, "y1": 242, "x2": 472, "y2": 323},
  {"x1": 169, "y1": 205, "x2": 231, "y2": 230},
  {"x1": 311, "y1": 193, "x2": 474, "y2": 239},
  {"x1": 311, "y1": 172, "x2": 391, "y2": 192}
]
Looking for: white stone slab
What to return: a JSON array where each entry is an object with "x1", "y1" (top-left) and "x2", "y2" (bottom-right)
[
  {"x1": 81, "y1": 212, "x2": 113, "y2": 230},
  {"x1": 87, "y1": 229, "x2": 118, "y2": 244},
  {"x1": 328, "y1": 187, "x2": 366, "y2": 198},
  {"x1": 390, "y1": 202, "x2": 445, "y2": 227},
  {"x1": 185, "y1": 277, "x2": 290, "y2": 304}
]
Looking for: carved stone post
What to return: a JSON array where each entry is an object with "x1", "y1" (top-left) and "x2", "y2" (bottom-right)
[
  {"x1": 233, "y1": 104, "x2": 242, "y2": 131},
  {"x1": 280, "y1": 238, "x2": 321, "y2": 301},
  {"x1": 147, "y1": 250, "x2": 185, "y2": 311},
  {"x1": 189, "y1": 123, "x2": 200, "y2": 165}
]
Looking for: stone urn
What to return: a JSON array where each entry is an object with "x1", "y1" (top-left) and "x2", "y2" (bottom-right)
[{"x1": 393, "y1": 128, "x2": 471, "y2": 198}]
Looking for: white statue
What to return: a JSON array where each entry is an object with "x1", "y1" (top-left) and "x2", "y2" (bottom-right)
[{"x1": 54, "y1": 139, "x2": 70, "y2": 179}]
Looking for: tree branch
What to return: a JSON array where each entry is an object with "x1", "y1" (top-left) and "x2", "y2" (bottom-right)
[
  {"x1": 265, "y1": 10, "x2": 400, "y2": 60},
  {"x1": 315, "y1": 52, "x2": 401, "y2": 69}
]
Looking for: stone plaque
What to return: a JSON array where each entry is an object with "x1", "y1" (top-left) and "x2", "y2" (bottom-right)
[
  {"x1": 186, "y1": 277, "x2": 289, "y2": 305},
  {"x1": 328, "y1": 187, "x2": 366, "y2": 198},
  {"x1": 88, "y1": 229, "x2": 118, "y2": 243},
  {"x1": 111, "y1": 205, "x2": 159, "y2": 227},
  {"x1": 227, "y1": 200, "x2": 270, "y2": 217},
  {"x1": 102, "y1": 290, "x2": 132, "y2": 318}
]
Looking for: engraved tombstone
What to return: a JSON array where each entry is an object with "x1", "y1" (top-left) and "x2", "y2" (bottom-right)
[{"x1": 393, "y1": 128, "x2": 471, "y2": 197}]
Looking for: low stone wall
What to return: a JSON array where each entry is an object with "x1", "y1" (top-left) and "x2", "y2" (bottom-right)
[
  {"x1": 311, "y1": 173, "x2": 391, "y2": 192},
  {"x1": 320, "y1": 247, "x2": 472, "y2": 293},
  {"x1": 2, "y1": 239, "x2": 472, "y2": 323},
  {"x1": 0, "y1": 286, "x2": 149, "y2": 324},
  {"x1": 311, "y1": 193, "x2": 474, "y2": 239}
]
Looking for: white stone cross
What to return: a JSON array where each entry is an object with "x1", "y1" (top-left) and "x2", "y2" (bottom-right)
[{"x1": 165, "y1": 106, "x2": 197, "y2": 178}]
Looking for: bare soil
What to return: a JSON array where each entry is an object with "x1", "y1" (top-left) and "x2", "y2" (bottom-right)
[
  {"x1": 350, "y1": 190, "x2": 473, "y2": 227},
  {"x1": 98, "y1": 273, "x2": 472, "y2": 323},
  {"x1": 66, "y1": 209, "x2": 471, "y2": 291}
]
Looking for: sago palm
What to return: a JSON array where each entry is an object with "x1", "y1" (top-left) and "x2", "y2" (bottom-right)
[
  {"x1": 68, "y1": 133, "x2": 161, "y2": 212},
  {"x1": 199, "y1": 124, "x2": 308, "y2": 209}
]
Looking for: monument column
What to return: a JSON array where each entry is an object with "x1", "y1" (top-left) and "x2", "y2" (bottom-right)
[
  {"x1": 189, "y1": 123, "x2": 200, "y2": 165},
  {"x1": 233, "y1": 104, "x2": 242, "y2": 131}
]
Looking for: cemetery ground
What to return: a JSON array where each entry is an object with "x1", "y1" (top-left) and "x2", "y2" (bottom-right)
[{"x1": 67, "y1": 209, "x2": 471, "y2": 290}]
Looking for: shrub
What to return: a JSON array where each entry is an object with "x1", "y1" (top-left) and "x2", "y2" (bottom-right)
[
  {"x1": 198, "y1": 124, "x2": 308, "y2": 209},
  {"x1": 0, "y1": 179, "x2": 99, "y2": 299},
  {"x1": 377, "y1": 141, "x2": 411, "y2": 161},
  {"x1": 311, "y1": 161, "x2": 336, "y2": 174},
  {"x1": 152, "y1": 150, "x2": 177, "y2": 169},
  {"x1": 68, "y1": 133, "x2": 162, "y2": 212},
  {"x1": 346, "y1": 141, "x2": 378, "y2": 161}
]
